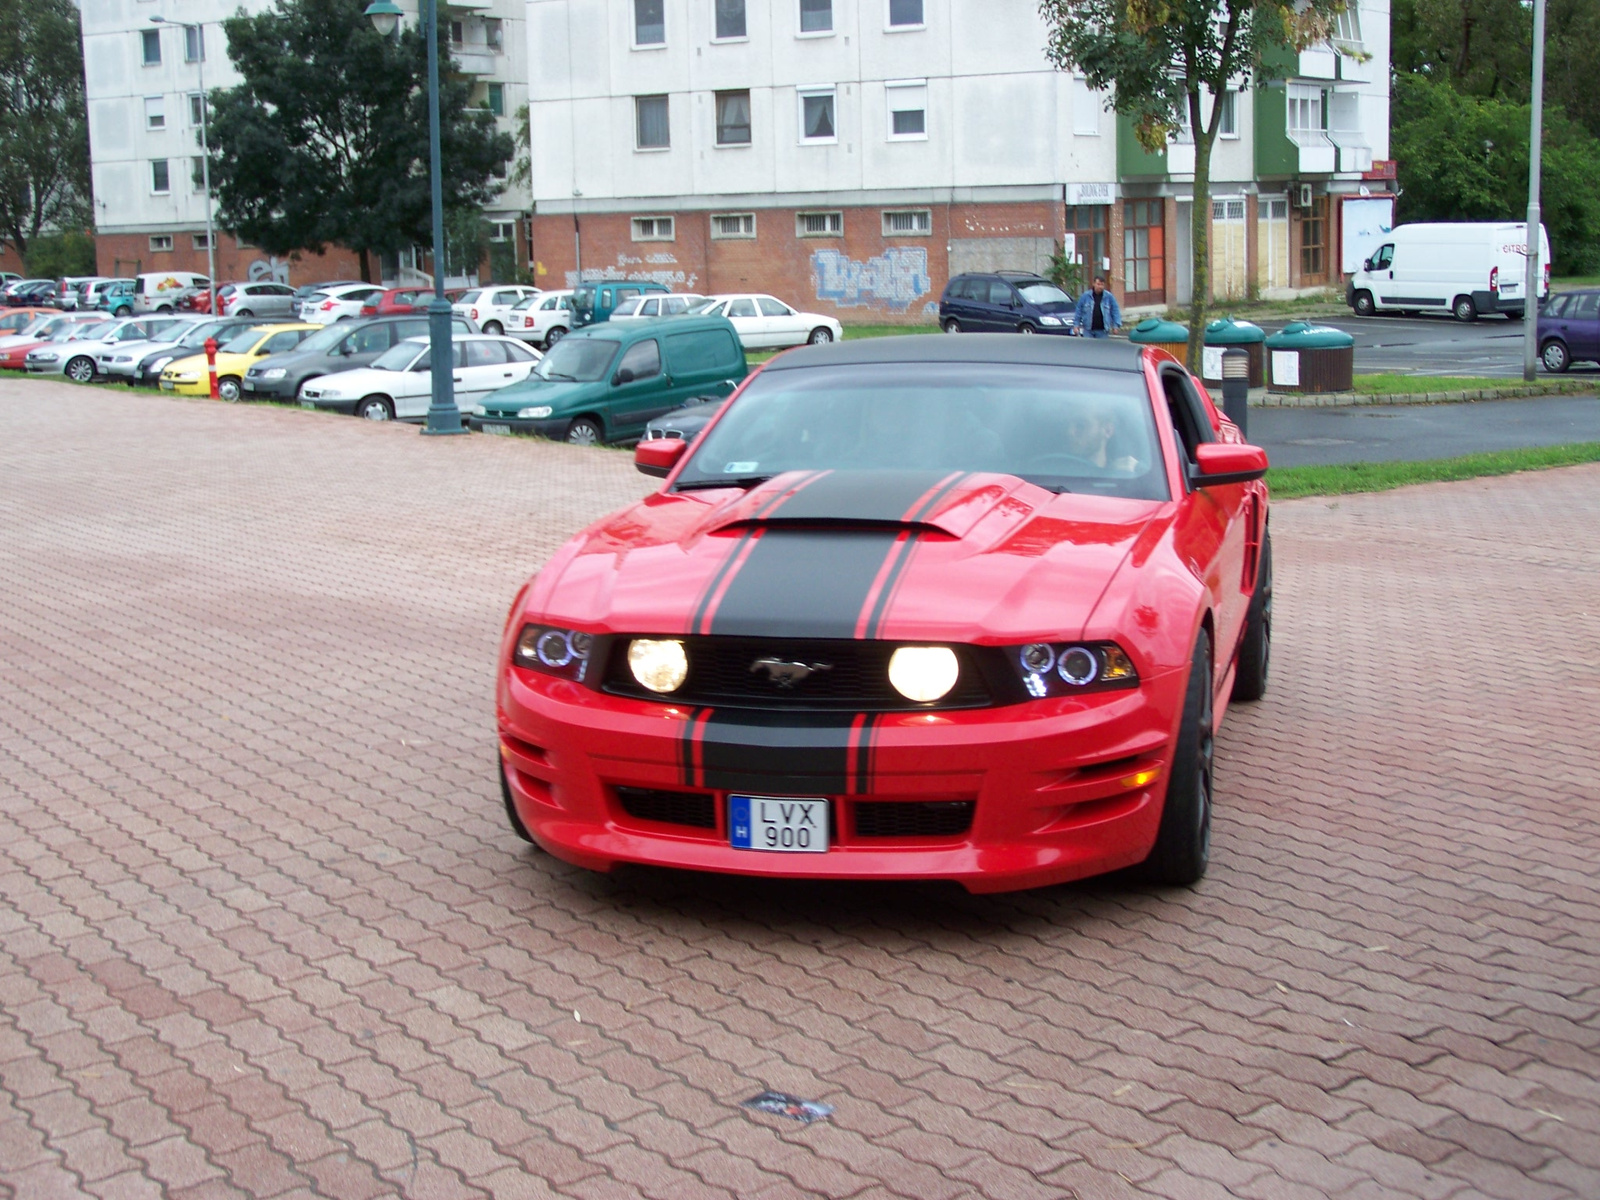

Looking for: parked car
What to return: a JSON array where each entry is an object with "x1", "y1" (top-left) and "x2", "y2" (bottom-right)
[
  {"x1": 298, "y1": 334, "x2": 541, "y2": 421},
  {"x1": 95, "y1": 282, "x2": 137, "y2": 317},
  {"x1": 15, "y1": 318, "x2": 119, "y2": 375},
  {"x1": 26, "y1": 317, "x2": 185, "y2": 382},
  {"x1": 449, "y1": 285, "x2": 540, "y2": 335},
  {"x1": 291, "y1": 280, "x2": 362, "y2": 305},
  {"x1": 357, "y1": 288, "x2": 428, "y2": 318},
  {"x1": 690, "y1": 293, "x2": 842, "y2": 349},
  {"x1": 217, "y1": 281, "x2": 300, "y2": 318},
  {"x1": 509, "y1": 289, "x2": 575, "y2": 347},
  {"x1": 5, "y1": 280, "x2": 59, "y2": 306},
  {"x1": 1535, "y1": 288, "x2": 1600, "y2": 372},
  {"x1": 466, "y1": 315, "x2": 747, "y2": 444},
  {"x1": 55, "y1": 277, "x2": 108, "y2": 310},
  {"x1": 0, "y1": 313, "x2": 107, "y2": 368},
  {"x1": 160, "y1": 323, "x2": 320, "y2": 400},
  {"x1": 498, "y1": 336, "x2": 1272, "y2": 892},
  {"x1": 93, "y1": 316, "x2": 204, "y2": 379},
  {"x1": 609, "y1": 294, "x2": 707, "y2": 324},
  {"x1": 571, "y1": 280, "x2": 670, "y2": 329},
  {"x1": 132, "y1": 271, "x2": 211, "y2": 314},
  {"x1": 939, "y1": 272, "x2": 1077, "y2": 335},
  {"x1": 82, "y1": 279, "x2": 136, "y2": 314},
  {"x1": 243, "y1": 314, "x2": 477, "y2": 401},
  {"x1": 119, "y1": 318, "x2": 256, "y2": 385},
  {"x1": 0, "y1": 307, "x2": 59, "y2": 337},
  {"x1": 1346, "y1": 222, "x2": 1551, "y2": 321},
  {"x1": 299, "y1": 283, "x2": 384, "y2": 324},
  {"x1": 641, "y1": 393, "x2": 728, "y2": 445}
]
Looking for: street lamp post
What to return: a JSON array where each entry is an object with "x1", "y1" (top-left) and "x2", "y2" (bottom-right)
[
  {"x1": 1522, "y1": 0, "x2": 1546, "y2": 381},
  {"x1": 151, "y1": 16, "x2": 216, "y2": 318},
  {"x1": 366, "y1": 0, "x2": 463, "y2": 435}
]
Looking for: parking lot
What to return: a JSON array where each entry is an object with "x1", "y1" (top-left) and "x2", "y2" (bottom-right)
[
  {"x1": 1255, "y1": 311, "x2": 1600, "y2": 379},
  {"x1": 3, "y1": 380, "x2": 1598, "y2": 1199}
]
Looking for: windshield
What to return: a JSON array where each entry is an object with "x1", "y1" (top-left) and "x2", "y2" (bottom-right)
[
  {"x1": 457, "y1": 290, "x2": 482, "y2": 305},
  {"x1": 371, "y1": 341, "x2": 424, "y2": 371},
  {"x1": 532, "y1": 337, "x2": 617, "y2": 382},
  {"x1": 688, "y1": 298, "x2": 721, "y2": 314},
  {"x1": 219, "y1": 329, "x2": 267, "y2": 353},
  {"x1": 675, "y1": 362, "x2": 1169, "y2": 500},
  {"x1": 72, "y1": 322, "x2": 114, "y2": 340},
  {"x1": 571, "y1": 287, "x2": 595, "y2": 313},
  {"x1": 1018, "y1": 282, "x2": 1072, "y2": 306},
  {"x1": 175, "y1": 322, "x2": 228, "y2": 347},
  {"x1": 296, "y1": 325, "x2": 352, "y2": 354}
]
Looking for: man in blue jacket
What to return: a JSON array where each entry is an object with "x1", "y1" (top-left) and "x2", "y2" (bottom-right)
[{"x1": 1073, "y1": 276, "x2": 1122, "y2": 338}]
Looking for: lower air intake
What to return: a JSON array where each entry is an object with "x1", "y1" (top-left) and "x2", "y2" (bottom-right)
[
  {"x1": 853, "y1": 801, "x2": 974, "y2": 838},
  {"x1": 615, "y1": 787, "x2": 717, "y2": 830}
]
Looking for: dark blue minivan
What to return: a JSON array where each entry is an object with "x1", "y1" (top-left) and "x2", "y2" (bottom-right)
[{"x1": 938, "y1": 272, "x2": 1076, "y2": 335}]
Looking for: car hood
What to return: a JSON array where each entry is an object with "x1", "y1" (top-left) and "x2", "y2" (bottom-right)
[
  {"x1": 478, "y1": 378, "x2": 594, "y2": 412},
  {"x1": 306, "y1": 367, "x2": 412, "y2": 394},
  {"x1": 529, "y1": 469, "x2": 1168, "y2": 643}
]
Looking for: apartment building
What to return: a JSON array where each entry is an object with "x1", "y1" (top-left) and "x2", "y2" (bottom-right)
[
  {"x1": 80, "y1": 0, "x2": 529, "y2": 286},
  {"x1": 524, "y1": 0, "x2": 1392, "y2": 319}
]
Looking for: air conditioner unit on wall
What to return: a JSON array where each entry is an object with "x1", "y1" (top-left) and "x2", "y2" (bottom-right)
[{"x1": 1298, "y1": 183, "x2": 1315, "y2": 209}]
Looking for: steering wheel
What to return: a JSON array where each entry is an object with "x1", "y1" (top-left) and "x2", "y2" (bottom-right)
[{"x1": 1027, "y1": 452, "x2": 1102, "y2": 474}]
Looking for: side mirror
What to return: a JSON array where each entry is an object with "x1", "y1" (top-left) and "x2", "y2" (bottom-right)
[
  {"x1": 1191, "y1": 442, "x2": 1268, "y2": 486},
  {"x1": 612, "y1": 367, "x2": 635, "y2": 386},
  {"x1": 1361, "y1": 258, "x2": 1372, "y2": 272},
  {"x1": 635, "y1": 437, "x2": 687, "y2": 478}
]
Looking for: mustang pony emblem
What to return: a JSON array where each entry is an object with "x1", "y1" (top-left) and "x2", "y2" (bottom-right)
[{"x1": 749, "y1": 657, "x2": 834, "y2": 688}]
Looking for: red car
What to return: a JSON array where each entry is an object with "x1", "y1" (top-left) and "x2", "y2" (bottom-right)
[
  {"x1": 496, "y1": 337, "x2": 1271, "y2": 893},
  {"x1": 358, "y1": 287, "x2": 427, "y2": 318}
]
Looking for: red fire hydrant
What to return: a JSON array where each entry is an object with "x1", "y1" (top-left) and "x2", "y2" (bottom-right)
[{"x1": 204, "y1": 337, "x2": 219, "y2": 399}]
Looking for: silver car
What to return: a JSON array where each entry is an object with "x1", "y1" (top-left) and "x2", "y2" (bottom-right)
[{"x1": 218, "y1": 282, "x2": 300, "y2": 319}]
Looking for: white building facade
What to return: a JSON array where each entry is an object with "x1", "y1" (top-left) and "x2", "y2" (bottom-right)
[{"x1": 525, "y1": 0, "x2": 1391, "y2": 317}]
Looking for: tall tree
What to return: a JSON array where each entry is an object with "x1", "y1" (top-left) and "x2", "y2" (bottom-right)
[
  {"x1": 1040, "y1": 0, "x2": 1345, "y2": 368},
  {"x1": 0, "y1": 0, "x2": 92, "y2": 258},
  {"x1": 207, "y1": 0, "x2": 513, "y2": 283}
]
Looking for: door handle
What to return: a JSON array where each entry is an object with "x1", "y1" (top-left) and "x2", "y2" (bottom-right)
[{"x1": 452, "y1": 376, "x2": 462, "y2": 383}]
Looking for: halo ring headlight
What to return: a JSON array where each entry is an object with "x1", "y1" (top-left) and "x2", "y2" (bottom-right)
[
  {"x1": 1057, "y1": 646, "x2": 1100, "y2": 687},
  {"x1": 1019, "y1": 643, "x2": 1056, "y2": 675},
  {"x1": 536, "y1": 629, "x2": 574, "y2": 668}
]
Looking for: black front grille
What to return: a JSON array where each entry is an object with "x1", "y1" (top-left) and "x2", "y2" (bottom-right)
[
  {"x1": 603, "y1": 637, "x2": 995, "y2": 710},
  {"x1": 615, "y1": 787, "x2": 716, "y2": 829},
  {"x1": 853, "y1": 801, "x2": 975, "y2": 838}
]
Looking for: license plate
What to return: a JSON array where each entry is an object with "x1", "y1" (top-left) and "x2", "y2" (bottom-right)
[
  {"x1": 729, "y1": 796, "x2": 828, "y2": 853},
  {"x1": 159, "y1": 381, "x2": 174, "y2": 391},
  {"x1": 243, "y1": 381, "x2": 255, "y2": 391},
  {"x1": 482, "y1": 423, "x2": 510, "y2": 436}
]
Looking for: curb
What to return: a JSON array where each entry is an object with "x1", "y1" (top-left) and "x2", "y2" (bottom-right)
[{"x1": 1250, "y1": 381, "x2": 1598, "y2": 407}]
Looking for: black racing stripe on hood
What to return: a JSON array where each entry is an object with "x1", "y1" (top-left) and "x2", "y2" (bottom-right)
[
  {"x1": 708, "y1": 529, "x2": 900, "y2": 639},
  {"x1": 749, "y1": 470, "x2": 956, "y2": 524},
  {"x1": 697, "y1": 710, "x2": 857, "y2": 795}
]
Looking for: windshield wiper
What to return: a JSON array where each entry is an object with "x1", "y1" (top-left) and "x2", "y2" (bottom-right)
[
  {"x1": 674, "y1": 475, "x2": 772, "y2": 491},
  {"x1": 539, "y1": 371, "x2": 577, "y2": 381}
]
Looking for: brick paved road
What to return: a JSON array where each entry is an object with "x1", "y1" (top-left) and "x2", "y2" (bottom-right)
[{"x1": 3, "y1": 379, "x2": 1597, "y2": 1200}]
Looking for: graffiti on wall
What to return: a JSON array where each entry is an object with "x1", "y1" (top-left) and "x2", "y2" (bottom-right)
[
  {"x1": 811, "y1": 247, "x2": 931, "y2": 314},
  {"x1": 565, "y1": 252, "x2": 698, "y2": 291},
  {"x1": 247, "y1": 256, "x2": 291, "y2": 284}
]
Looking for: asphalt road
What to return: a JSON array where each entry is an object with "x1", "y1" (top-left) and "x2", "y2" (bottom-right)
[{"x1": 1249, "y1": 392, "x2": 1600, "y2": 467}]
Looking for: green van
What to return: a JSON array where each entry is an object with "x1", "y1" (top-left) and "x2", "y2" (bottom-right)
[
  {"x1": 571, "y1": 279, "x2": 670, "y2": 328},
  {"x1": 466, "y1": 315, "x2": 747, "y2": 444}
]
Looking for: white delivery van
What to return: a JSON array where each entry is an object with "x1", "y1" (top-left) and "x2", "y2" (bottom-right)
[
  {"x1": 132, "y1": 271, "x2": 210, "y2": 314},
  {"x1": 1346, "y1": 222, "x2": 1550, "y2": 322}
]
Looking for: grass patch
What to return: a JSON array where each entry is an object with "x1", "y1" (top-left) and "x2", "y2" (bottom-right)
[
  {"x1": 1351, "y1": 373, "x2": 1533, "y2": 394},
  {"x1": 1267, "y1": 442, "x2": 1600, "y2": 499},
  {"x1": 1552, "y1": 274, "x2": 1600, "y2": 291},
  {"x1": 842, "y1": 323, "x2": 940, "y2": 340}
]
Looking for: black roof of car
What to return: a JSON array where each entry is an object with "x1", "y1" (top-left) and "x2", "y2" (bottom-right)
[
  {"x1": 993, "y1": 271, "x2": 1052, "y2": 280},
  {"x1": 767, "y1": 333, "x2": 1147, "y2": 374}
]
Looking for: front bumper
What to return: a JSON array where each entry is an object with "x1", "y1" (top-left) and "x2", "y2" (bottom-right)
[
  {"x1": 300, "y1": 397, "x2": 360, "y2": 415},
  {"x1": 243, "y1": 376, "x2": 295, "y2": 400},
  {"x1": 467, "y1": 415, "x2": 567, "y2": 438},
  {"x1": 159, "y1": 378, "x2": 208, "y2": 395},
  {"x1": 498, "y1": 664, "x2": 1185, "y2": 893}
]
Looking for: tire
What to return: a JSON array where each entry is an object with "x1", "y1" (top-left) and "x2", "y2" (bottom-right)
[
  {"x1": 544, "y1": 326, "x2": 567, "y2": 347},
  {"x1": 217, "y1": 376, "x2": 242, "y2": 403},
  {"x1": 501, "y1": 764, "x2": 535, "y2": 844},
  {"x1": 236, "y1": 308, "x2": 254, "y2": 317},
  {"x1": 335, "y1": 315, "x2": 351, "y2": 323},
  {"x1": 1351, "y1": 290, "x2": 1375, "y2": 317},
  {"x1": 1017, "y1": 323, "x2": 1037, "y2": 334},
  {"x1": 357, "y1": 395, "x2": 394, "y2": 421},
  {"x1": 566, "y1": 416, "x2": 603, "y2": 445},
  {"x1": 156, "y1": 304, "x2": 172, "y2": 314},
  {"x1": 484, "y1": 320, "x2": 504, "y2": 336},
  {"x1": 65, "y1": 356, "x2": 96, "y2": 384},
  {"x1": 807, "y1": 326, "x2": 834, "y2": 344},
  {"x1": 942, "y1": 318, "x2": 962, "y2": 334},
  {"x1": 1541, "y1": 340, "x2": 1571, "y2": 373},
  {"x1": 1453, "y1": 295, "x2": 1477, "y2": 322},
  {"x1": 1231, "y1": 533, "x2": 1272, "y2": 703},
  {"x1": 1137, "y1": 628, "x2": 1214, "y2": 886}
]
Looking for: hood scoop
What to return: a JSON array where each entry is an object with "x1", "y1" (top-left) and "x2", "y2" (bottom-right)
[{"x1": 706, "y1": 470, "x2": 1037, "y2": 541}]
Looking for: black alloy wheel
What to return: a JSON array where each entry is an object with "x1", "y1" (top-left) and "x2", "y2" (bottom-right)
[
  {"x1": 1137, "y1": 629, "x2": 1214, "y2": 886},
  {"x1": 1231, "y1": 533, "x2": 1272, "y2": 702}
]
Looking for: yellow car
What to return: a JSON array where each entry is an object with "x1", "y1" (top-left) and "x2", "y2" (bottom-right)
[{"x1": 160, "y1": 323, "x2": 319, "y2": 401}]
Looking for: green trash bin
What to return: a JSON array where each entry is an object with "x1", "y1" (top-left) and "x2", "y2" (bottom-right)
[
  {"x1": 1264, "y1": 321, "x2": 1356, "y2": 393},
  {"x1": 1128, "y1": 318, "x2": 1189, "y2": 363},
  {"x1": 1202, "y1": 317, "x2": 1266, "y2": 388}
]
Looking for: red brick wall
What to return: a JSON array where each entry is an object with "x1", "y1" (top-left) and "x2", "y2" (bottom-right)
[
  {"x1": 96, "y1": 233, "x2": 365, "y2": 286},
  {"x1": 529, "y1": 199, "x2": 1065, "y2": 325}
]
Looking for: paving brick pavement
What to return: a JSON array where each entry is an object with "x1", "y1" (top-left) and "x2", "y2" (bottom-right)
[{"x1": 1, "y1": 377, "x2": 1597, "y2": 1199}]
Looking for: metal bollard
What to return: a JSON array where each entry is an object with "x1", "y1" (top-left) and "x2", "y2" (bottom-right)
[
  {"x1": 205, "y1": 337, "x2": 220, "y2": 400},
  {"x1": 1221, "y1": 348, "x2": 1249, "y2": 437}
]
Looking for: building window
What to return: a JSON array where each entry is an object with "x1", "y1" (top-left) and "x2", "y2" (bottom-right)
[
  {"x1": 887, "y1": 0, "x2": 923, "y2": 27},
  {"x1": 144, "y1": 96, "x2": 166, "y2": 130},
  {"x1": 1217, "y1": 90, "x2": 1237, "y2": 138},
  {"x1": 486, "y1": 18, "x2": 504, "y2": 49},
  {"x1": 1287, "y1": 84, "x2": 1326, "y2": 135},
  {"x1": 150, "y1": 159, "x2": 170, "y2": 194},
  {"x1": 183, "y1": 24, "x2": 203, "y2": 62},
  {"x1": 149, "y1": 235, "x2": 174, "y2": 252},
  {"x1": 487, "y1": 82, "x2": 505, "y2": 116},
  {"x1": 1064, "y1": 204, "x2": 1108, "y2": 275},
  {"x1": 885, "y1": 80, "x2": 926, "y2": 140},
  {"x1": 141, "y1": 28, "x2": 161, "y2": 65},
  {"x1": 188, "y1": 93, "x2": 206, "y2": 127},
  {"x1": 1331, "y1": 6, "x2": 1362, "y2": 50},
  {"x1": 714, "y1": 0, "x2": 746, "y2": 39},
  {"x1": 799, "y1": 0, "x2": 832, "y2": 34},
  {"x1": 193, "y1": 233, "x2": 212, "y2": 250},
  {"x1": 191, "y1": 156, "x2": 207, "y2": 192},
  {"x1": 489, "y1": 221, "x2": 515, "y2": 242},
  {"x1": 449, "y1": 20, "x2": 464, "y2": 44},
  {"x1": 631, "y1": 216, "x2": 674, "y2": 241},
  {"x1": 636, "y1": 94, "x2": 669, "y2": 149},
  {"x1": 1123, "y1": 199, "x2": 1165, "y2": 303},
  {"x1": 797, "y1": 211, "x2": 843, "y2": 237},
  {"x1": 716, "y1": 90, "x2": 751, "y2": 146},
  {"x1": 798, "y1": 88, "x2": 835, "y2": 142},
  {"x1": 882, "y1": 209, "x2": 931, "y2": 236},
  {"x1": 634, "y1": 0, "x2": 665, "y2": 45},
  {"x1": 711, "y1": 212, "x2": 756, "y2": 239}
]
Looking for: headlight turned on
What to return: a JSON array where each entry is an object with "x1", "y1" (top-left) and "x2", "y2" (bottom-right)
[
  {"x1": 513, "y1": 624, "x2": 595, "y2": 683},
  {"x1": 887, "y1": 646, "x2": 960, "y2": 703},
  {"x1": 628, "y1": 638, "x2": 688, "y2": 693},
  {"x1": 1014, "y1": 642, "x2": 1139, "y2": 699}
]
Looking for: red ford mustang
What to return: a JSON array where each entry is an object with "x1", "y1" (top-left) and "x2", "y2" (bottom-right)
[{"x1": 497, "y1": 336, "x2": 1270, "y2": 892}]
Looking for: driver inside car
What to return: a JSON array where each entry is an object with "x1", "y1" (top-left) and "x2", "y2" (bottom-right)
[{"x1": 1063, "y1": 400, "x2": 1141, "y2": 473}]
